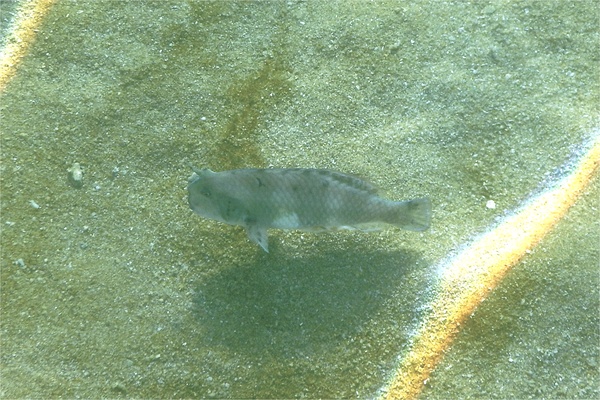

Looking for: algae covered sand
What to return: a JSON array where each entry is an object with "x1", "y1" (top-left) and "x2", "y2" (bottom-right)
[{"x1": 1, "y1": 1, "x2": 598, "y2": 398}]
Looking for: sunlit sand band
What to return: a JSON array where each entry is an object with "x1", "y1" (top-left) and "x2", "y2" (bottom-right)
[{"x1": 384, "y1": 132, "x2": 599, "y2": 399}]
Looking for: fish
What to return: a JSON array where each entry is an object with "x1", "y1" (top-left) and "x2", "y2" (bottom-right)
[{"x1": 187, "y1": 167, "x2": 431, "y2": 252}]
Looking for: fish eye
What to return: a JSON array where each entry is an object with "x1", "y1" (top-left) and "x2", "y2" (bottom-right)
[{"x1": 201, "y1": 188, "x2": 212, "y2": 198}]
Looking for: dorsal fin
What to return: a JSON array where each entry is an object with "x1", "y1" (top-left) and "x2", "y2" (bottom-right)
[{"x1": 317, "y1": 170, "x2": 378, "y2": 194}]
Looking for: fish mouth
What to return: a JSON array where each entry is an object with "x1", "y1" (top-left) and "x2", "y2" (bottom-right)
[{"x1": 188, "y1": 172, "x2": 200, "y2": 184}]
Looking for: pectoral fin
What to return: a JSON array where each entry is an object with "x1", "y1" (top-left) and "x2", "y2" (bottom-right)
[{"x1": 245, "y1": 224, "x2": 269, "y2": 252}]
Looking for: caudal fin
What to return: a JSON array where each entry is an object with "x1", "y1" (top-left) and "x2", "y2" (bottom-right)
[{"x1": 389, "y1": 198, "x2": 431, "y2": 231}]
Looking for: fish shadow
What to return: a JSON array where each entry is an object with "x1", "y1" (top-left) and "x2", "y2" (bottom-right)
[{"x1": 190, "y1": 240, "x2": 427, "y2": 357}]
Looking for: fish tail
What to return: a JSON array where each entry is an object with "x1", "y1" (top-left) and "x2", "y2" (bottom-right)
[{"x1": 387, "y1": 198, "x2": 431, "y2": 231}]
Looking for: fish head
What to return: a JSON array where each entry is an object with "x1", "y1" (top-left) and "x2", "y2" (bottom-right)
[
  {"x1": 187, "y1": 168, "x2": 225, "y2": 222},
  {"x1": 187, "y1": 167, "x2": 249, "y2": 226}
]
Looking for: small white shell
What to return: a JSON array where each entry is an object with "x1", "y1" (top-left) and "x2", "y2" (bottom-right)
[{"x1": 68, "y1": 162, "x2": 84, "y2": 188}]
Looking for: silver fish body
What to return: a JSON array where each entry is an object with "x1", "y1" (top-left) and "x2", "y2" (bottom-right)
[{"x1": 187, "y1": 167, "x2": 431, "y2": 252}]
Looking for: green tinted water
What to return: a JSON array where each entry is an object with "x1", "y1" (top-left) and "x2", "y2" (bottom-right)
[{"x1": 1, "y1": 0, "x2": 598, "y2": 398}]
